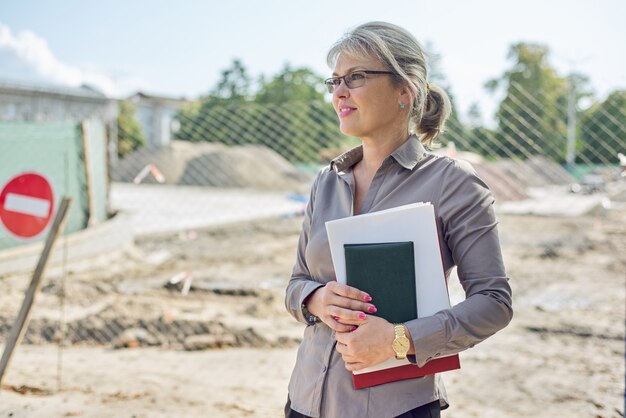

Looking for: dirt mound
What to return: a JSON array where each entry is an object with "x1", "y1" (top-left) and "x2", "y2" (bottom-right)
[
  {"x1": 111, "y1": 140, "x2": 311, "y2": 190},
  {"x1": 492, "y1": 156, "x2": 576, "y2": 188},
  {"x1": 473, "y1": 163, "x2": 528, "y2": 201},
  {"x1": 431, "y1": 148, "x2": 528, "y2": 201}
]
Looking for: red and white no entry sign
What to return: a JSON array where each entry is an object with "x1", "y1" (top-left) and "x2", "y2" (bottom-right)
[{"x1": 0, "y1": 172, "x2": 55, "y2": 239}]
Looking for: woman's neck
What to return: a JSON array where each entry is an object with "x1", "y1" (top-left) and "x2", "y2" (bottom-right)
[{"x1": 359, "y1": 130, "x2": 410, "y2": 176}]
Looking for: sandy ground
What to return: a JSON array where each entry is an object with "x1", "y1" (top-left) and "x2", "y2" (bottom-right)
[{"x1": 1, "y1": 199, "x2": 625, "y2": 417}]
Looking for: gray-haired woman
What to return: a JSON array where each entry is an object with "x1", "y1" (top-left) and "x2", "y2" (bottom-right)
[{"x1": 285, "y1": 21, "x2": 513, "y2": 418}]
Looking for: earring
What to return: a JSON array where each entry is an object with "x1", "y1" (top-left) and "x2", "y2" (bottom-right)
[{"x1": 399, "y1": 103, "x2": 406, "y2": 109}]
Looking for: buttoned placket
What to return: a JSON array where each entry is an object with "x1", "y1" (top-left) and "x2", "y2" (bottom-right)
[
  {"x1": 312, "y1": 167, "x2": 354, "y2": 417},
  {"x1": 312, "y1": 158, "x2": 392, "y2": 416},
  {"x1": 310, "y1": 329, "x2": 337, "y2": 417},
  {"x1": 304, "y1": 164, "x2": 352, "y2": 417}
]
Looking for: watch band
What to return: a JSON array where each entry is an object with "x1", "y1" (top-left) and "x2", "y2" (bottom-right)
[
  {"x1": 301, "y1": 302, "x2": 320, "y2": 324},
  {"x1": 394, "y1": 324, "x2": 406, "y2": 338}
]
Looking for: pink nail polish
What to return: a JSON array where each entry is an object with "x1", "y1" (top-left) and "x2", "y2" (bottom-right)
[
  {"x1": 364, "y1": 294, "x2": 372, "y2": 302},
  {"x1": 351, "y1": 326, "x2": 357, "y2": 332},
  {"x1": 358, "y1": 312, "x2": 366, "y2": 320},
  {"x1": 333, "y1": 316, "x2": 340, "y2": 321},
  {"x1": 368, "y1": 306, "x2": 377, "y2": 313}
]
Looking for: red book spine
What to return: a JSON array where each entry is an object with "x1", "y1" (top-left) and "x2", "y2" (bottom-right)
[{"x1": 352, "y1": 355, "x2": 461, "y2": 390}]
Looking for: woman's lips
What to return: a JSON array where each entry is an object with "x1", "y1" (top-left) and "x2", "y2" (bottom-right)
[{"x1": 338, "y1": 107, "x2": 356, "y2": 118}]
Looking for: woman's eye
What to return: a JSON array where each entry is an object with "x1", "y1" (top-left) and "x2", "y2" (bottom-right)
[{"x1": 349, "y1": 73, "x2": 366, "y2": 81}]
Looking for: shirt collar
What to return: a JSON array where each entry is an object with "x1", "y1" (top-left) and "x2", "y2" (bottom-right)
[{"x1": 330, "y1": 134, "x2": 426, "y2": 173}]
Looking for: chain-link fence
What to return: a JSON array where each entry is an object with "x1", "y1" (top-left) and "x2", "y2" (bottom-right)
[
  {"x1": 111, "y1": 81, "x2": 624, "y2": 205},
  {"x1": 1, "y1": 80, "x2": 625, "y2": 416}
]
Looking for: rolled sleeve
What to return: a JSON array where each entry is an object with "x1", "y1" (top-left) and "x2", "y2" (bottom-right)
[{"x1": 407, "y1": 159, "x2": 513, "y2": 365}]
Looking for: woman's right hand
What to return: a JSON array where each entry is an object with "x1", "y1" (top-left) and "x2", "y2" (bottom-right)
[{"x1": 305, "y1": 281, "x2": 377, "y2": 332}]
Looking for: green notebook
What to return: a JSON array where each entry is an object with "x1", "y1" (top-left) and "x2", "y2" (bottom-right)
[{"x1": 344, "y1": 241, "x2": 417, "y2": 323}]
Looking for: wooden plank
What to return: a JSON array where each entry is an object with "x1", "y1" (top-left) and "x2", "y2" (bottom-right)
[
  {"x1": 81, "y1": 120, "x2": 96, "y2": 227},
  {"x1": 0, "y1": 197, "x2": 73, "y2": 387}
]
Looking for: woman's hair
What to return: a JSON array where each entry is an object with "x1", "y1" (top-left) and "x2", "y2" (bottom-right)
[{"x1": 327, "y1": 21, "x2": 451, "y2": 145}]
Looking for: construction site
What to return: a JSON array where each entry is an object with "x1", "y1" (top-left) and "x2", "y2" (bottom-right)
[{"x1": 0, "y1": 132, "x2": 624, "y2": 416}]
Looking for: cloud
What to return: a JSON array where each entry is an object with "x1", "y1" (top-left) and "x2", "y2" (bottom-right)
[{"x1": 0, "y1": 22, "x2": 151, "y2": 97}]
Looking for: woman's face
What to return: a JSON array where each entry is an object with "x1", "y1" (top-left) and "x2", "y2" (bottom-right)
[{"x1": 332, "y1": 54, "x2": 409, "y2": 140}]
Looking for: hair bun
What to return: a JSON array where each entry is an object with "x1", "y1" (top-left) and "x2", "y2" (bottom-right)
[{"x1": 415, "y1": 84, "x2": 451, "y2": 144}]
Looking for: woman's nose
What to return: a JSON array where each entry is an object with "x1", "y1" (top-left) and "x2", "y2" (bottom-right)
[{"x1": 334, "y1": 80, "x2": 350, "y2": 99}]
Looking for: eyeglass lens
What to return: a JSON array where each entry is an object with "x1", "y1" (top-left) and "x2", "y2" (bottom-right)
[{"x1": 325, "y1": 72, "x2": 366, "y2": 93}]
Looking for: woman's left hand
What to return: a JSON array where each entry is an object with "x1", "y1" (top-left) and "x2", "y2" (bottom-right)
[{"x1": 334, "y1": 315, "x2": 396, "y2": 371}]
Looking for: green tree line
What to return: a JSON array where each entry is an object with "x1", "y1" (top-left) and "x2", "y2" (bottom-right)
[
  {"x1": 174, "y1": 60, "x2": 343, "y2": 163},
  {"x1": 451, "y1": 43, "x2": 624, "y2": 165},
  {"x1": 158, "y1": 47, "x2": 624, "y2": 166}
]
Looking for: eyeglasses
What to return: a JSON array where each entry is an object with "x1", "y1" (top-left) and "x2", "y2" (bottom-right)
[{"x1": 324, "y1": 70, "x2": 397, "y2": 93}]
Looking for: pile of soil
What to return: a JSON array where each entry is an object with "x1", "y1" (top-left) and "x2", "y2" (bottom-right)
[
  {"x1": 111, "y1": 140, "x2": 312, "y2": 190},
  {"x1": 430, "y1": 148, "x2": 575, "y2": 202},
  {"x1": 492, "y1": 156, "x2": 575, "y2": 188}
]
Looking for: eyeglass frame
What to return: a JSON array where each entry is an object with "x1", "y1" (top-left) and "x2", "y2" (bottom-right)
[{"x1": 324, "y1": 70, "x2": 398, "y2": 94}]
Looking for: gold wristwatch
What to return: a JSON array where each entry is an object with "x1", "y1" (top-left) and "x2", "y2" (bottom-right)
[{"x1": 391, "y1": 324, "x2": 410, "y2": 360}]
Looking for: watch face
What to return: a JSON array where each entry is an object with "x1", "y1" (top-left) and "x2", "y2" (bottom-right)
[{"x1": 392, "y1": 336, "x2": 410, "y2": 354}]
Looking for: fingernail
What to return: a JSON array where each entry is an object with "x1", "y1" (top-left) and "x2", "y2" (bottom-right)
[
  {"x1": 368, "y1": 306, "x2": 377, "y2": 313},
  {"x1": 358, "y1": 312, "x2": 366, "y2": 320},
  {"x1": 333, "y1": 316, "x2": 340, "y2": 321},
  {"x1": 364, "y1": 294, "x2": 372, "y2": 302},
  {"x1": 350, "y1": 326, "x2": 357, "y2": 332}
]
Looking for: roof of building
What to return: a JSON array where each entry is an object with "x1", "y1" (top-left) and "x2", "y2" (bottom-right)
[
  {"x1": 127, "y1": 91, "x2": 191, "y2": 105},
  {"x1": 0, "y1": 79, "x2": 112, "y2": 101}
]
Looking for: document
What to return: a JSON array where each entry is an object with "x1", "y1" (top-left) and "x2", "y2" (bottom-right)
[{"x1": 325, "y1": 202, "x2": 460, "y2": 389}]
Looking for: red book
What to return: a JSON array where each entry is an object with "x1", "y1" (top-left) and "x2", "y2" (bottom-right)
[{"x1": 352, "y1": 356, "x2": 461, "y2": 389}]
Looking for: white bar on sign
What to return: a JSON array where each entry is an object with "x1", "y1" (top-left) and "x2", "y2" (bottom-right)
[{"x1": 4, "y1": 193, "x2": 51, "y2": 217}]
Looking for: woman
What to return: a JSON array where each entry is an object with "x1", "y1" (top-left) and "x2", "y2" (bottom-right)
[{"x1": 285, "y1": 21, "x2": 513, "y2": 418}]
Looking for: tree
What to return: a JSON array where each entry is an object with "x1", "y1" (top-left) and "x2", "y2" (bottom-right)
[
  {"x1": 486, "y1": 43, "x2": 569, "y2": 161},
  {"x1": 211, "y1": 58, "x2": 251, "y2": 102},
  {"x1": 579, "y1": 90, "x2": 626, "y2": 164},
  {"x1": 117, "y1": 100, "x2": 146, "y2": 157},
  {"x1": 255, "y1": 64, "x2": 327, "y2": 103},
  {"x1": 253, "y1": 64, "x2": 342, "y2": 162},
  {"x1": 175, "y1": 60, "x2": 344, "y2": 163},
  {"x1": 175, "y1": 58, "x2": 254, "y2": 144}
]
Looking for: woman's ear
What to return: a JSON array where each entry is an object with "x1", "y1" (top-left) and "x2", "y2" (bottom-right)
[{"x1": 398, "y1": 84, "x2": 414, "y2": 105}]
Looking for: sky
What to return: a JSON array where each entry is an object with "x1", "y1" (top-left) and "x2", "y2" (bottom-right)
[{"x1": 0, "y1": 0, "x2": 624, "y2": 124}]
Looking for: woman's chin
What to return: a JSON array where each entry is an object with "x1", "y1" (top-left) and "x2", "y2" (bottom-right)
[{"x1": 339, "y1": 124, "x2": 362, "y2": 138}]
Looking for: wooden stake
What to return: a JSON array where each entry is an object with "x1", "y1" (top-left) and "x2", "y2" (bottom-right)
[
  {"x1": 81, "y1": 120, "x2": 96, "y2": 227},
  {"x1": 0, "y1": 197, "x2": 73, "y2": 388}
]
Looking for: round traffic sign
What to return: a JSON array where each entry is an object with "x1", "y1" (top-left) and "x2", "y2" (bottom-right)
[{"x1": 0, "y1": 172, "x2": 55, "y2": 239}]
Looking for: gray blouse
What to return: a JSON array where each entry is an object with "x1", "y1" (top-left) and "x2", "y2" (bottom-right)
[{"x1": 285, "y1": 135, "x2": 513, "y2": 418}]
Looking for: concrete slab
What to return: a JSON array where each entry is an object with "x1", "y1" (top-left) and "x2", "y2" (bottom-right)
[
  {"x1": 109, "y1": 182, "x2": 306, "y2": 237},
  {"x1": 0, "y1": 211, "x2": 133, "y2": 276},
  {"x1": 497, "y1": 186, "x2": 608, "y2": 217}
]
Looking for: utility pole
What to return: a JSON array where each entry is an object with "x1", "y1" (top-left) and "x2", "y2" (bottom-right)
[{"x1": 565, "y1": 78, "x2": 577, "y2": 171}]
